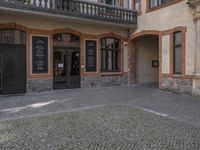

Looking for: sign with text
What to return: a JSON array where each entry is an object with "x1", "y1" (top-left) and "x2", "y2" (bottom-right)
[
  {"x1": 32, "y1": 36, "x2": 48, "y2": 74},
  {"x1": 85, "y1": 40, "x2": 97, "y2": 72}
]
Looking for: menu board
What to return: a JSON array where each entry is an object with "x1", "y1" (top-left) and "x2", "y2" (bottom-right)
[
  {"x1": 85, "y1": 40, "x2": 97, "y2": 72},
  {"x1": 32, "y1": 36, "x2": 48, "y2": 74}
]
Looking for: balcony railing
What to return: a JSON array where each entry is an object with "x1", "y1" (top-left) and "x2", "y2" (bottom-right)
[{"x1": 0, "y1": 0, "x2": 137, "y2": 26}]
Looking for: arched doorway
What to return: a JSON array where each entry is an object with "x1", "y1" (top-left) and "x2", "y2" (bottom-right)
[
  {"x1": 132, "y1": 34, "x2": 159, "y2": 85},
  {"x1": 53, "y1": 33, "x2": 80, "y2": 89},
  {"x1": 0, "y1": 29, "x2": 26, "y2": 94}
]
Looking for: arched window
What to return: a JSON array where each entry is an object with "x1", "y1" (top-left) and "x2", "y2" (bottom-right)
[
  {"x1": 0, "y1": 29, "x2": 26, "y2": 45},
  {"x1": 101, "y1": 37, "x2": 121, "y2": 72},
  {"x1": 53, "y1": 33, "x2": 80, "y2": 43}
]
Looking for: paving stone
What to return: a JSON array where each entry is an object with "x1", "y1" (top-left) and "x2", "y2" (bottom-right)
[{"x1": 0, "y1": 105, "x2": 200, "y2": 150}]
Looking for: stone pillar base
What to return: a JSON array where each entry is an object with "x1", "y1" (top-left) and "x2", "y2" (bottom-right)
[
  {"x1": 27, "y1": 78, "x2": 53, "y2": 93},
  {"x1": 192, "y1": 78, "x2": 200, "y2": 96},
  {"x1": 160, "y1": 77, "x2": 192, "y2": 94},
  {"x1": 81, "y1": 75, "x2": 128, "y2": 88}
]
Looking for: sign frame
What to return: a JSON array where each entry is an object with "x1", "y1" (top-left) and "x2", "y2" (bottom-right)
[
  {"x1": 30, "y1": 34, "x2": 50, "y2": 75},
  {"x1": 85, "y1": 39, "x2": 98, "y2": 72}
]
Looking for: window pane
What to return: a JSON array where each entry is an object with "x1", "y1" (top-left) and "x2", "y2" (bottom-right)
[
  {"x1": 108, "y1": 50, "x2": 112, "y2": 71},
  {"x1": 105, "y1": 0, "x2": 112, "y2": 5},
  {"x1": 174, "y1": 32, "x2": 182, "y2": 45},
  {"x1": 116, "y1": 51, "x2": 120, "y2": 70},
  {"x1": 124, "y1": 0, "x2": 129, "y2": 8},
  {"x1": 101, "y1": 37, "x2": 120, "y2": 72},
  {"x1": 174, "y1": 47, "x2": 182, "y2": 74},
  {"x1": 115, "y1": 0, "x2": 120, "y2": 7},
  {"x1": 150, "y1": 0, "x2": 158, "y2": 8},
  {"x1": 106, "y1": 38, "x2": 114, "y2": 49},
  {"x1": 101, "y1": 38, "x2": 106, "y2": 48},
  {"x1": 101, "y1": 50, "x2": 107, "y2": 70},
  {"x1": 114, "y1": 39, "x2": 119, "y2": 49},
  {"x1": 0, "y1": 30, "x2": 26, "y2": 44},
  {"x1": 134, "y1": 0, "x2": 140, "y2": 11}
]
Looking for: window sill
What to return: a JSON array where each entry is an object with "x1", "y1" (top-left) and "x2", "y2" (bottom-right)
[
  {"x1": 172, "y1": 74, "x2": 182, "y2": 78},
  {"x1": 146, "y1": 0, "x2": 183, "y2": 13},
  {"x1": 100, "y1": 72, "x2": 123, "y2": 76}
]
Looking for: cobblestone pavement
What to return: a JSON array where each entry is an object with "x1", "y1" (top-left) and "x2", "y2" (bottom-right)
[
  {"x1": 0, "y1": 84, "x2": 200, "y2": 127},
  {"x1": 0, "y1": 105, "x2": 200, "y2": 150}
]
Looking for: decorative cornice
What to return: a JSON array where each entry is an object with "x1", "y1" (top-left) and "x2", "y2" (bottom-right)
[{"x1": 187, "y1": 0, "x2": 200, "y2": 7}]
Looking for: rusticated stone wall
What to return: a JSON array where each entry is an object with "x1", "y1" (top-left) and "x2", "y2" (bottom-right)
[
  {"x1": 81, "y1": 75, "x2": 128, "y2": 88},
  {"x1": 160, "y1": 76, "x2": 192, "y2": 94},
  {"x1": 27, "y1": 78, "x2": 53, "y2": 93}
]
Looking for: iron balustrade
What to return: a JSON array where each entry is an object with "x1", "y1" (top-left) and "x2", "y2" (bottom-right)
[{"x1": 0, "y1": 0, "x2": 137, "y2": 26}]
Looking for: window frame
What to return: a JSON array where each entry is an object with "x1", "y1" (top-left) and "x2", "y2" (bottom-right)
[
  {"x1": 173, "y1": 31, "x2": 182, "y2": 74},
  {"x1": 133, "y1": 0, "x2": 140, "y2": 12},
  {"x1": 147, "y1": 0, "x2": 182, "y2": 12},
  {"x1": 0, "y1": 29, "x2": 26, "y2": 45},
  {"x1": 100, "y1": 37, "x2": 121, "y2": 72},
  {"x1": 99, "y1": 0, "x2": 120, "y2": 7},
  {"x1": 149, "y1": 0, "x2": 174, "y2": 9}
]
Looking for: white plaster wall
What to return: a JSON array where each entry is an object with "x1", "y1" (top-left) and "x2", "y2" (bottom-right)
[
  {"x1": 161, "y1": 35, "x2": 170, "y2": 74},
  {"x1": 0, "y1": 13, "x2": 128, "y2": 37},
  {"x1": 136, "y1": 36, "x2": 159, "y2": 83},
  {"x1": 133, "y1": 1, "x2": 196, "y2": 75}
]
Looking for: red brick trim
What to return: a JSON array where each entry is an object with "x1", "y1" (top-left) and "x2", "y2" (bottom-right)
[
  {"x1": 130, "y1": 30, "x2": 161, "y2": 85},
  {"x1": 52, "y1": 28, "x2": 82, "y2": 37},
  {"x1": 98, "y1": 32, "x2": 128, "y2": 41},
  {"x1": 158, "y1": 35, "x2": 162, "y2": 88},
  {"x1": 169, "y1": 27, "x2": 187, "y2": 76},
  {"x1": 97, "y1": 33, "x2": 128, "y2": 76},
  {"x1": 0, "y1": 23, "x2": 128, "y2": 81},
  {"x1": 129, "y1": 40, "x2": 136, "y2": 84},
  {"x1": 130, "y1": 30, "x2": 161, "y2": 40},
  {"x1": 0, "y1": 22, "x2": 28, "y2": 32},
  {"x1": 52, "y1": 28, "x2": 84, "y2": 77},
  {"x1": 130, "y1": 26, "x2": 187, "y2": 87}
]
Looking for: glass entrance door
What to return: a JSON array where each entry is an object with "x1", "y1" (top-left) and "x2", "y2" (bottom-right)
[
  {"x1": 69, "y1": 50, "x2": 80, "y2": 88},
  {"x1": 53, "y1": 48, "x2": 80, "y2": 90},
  {"x1": 53, "y1": 49, "x2": 67, "y2": 89}
]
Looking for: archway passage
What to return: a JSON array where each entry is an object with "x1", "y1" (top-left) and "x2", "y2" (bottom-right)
[
  {"x1": 0, "y1": 29, "x2": 26, "y2": 94},
  {"x1": 134, "y1": 35, "x2": 159, "y2": 84},
  {"x1": 53, "y1": 33, "x2": 80, "y2": 90}
]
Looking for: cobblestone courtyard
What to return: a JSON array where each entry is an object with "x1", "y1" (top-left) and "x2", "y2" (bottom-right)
[
  {"x1": 1, "y1": 105, "x2": 200, "y2": 150},
  {"x1": 0, "y1": 84, "x2": 200, "y2": 149}
]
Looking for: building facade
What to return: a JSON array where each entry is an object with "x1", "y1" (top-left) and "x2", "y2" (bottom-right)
[
  {"x1": 0, "y1": 0, "x2": 136, "y2": 94},
  {"x1": 130, "y1": 0, "x2": 200, "y2": 95},
  {"x1": 0, "y1": 0, "x2": 199, "y2": 96}
]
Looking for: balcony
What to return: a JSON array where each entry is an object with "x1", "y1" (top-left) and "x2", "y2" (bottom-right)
[{"x1": 0, "y1": 0, "x2": 137, "y2": 28}]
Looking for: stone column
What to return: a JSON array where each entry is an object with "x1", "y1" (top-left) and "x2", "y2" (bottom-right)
[{"x1": 192, "y1": 5, "x2": 200, "y2": 95}]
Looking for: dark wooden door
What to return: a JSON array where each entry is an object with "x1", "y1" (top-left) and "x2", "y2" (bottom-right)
[{"x1": 0, "y1": 44, "x2": 26, "y2": 94}]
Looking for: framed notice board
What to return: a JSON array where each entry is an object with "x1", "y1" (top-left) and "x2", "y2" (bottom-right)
[
  {"x1": 32, "y1": 36, "x2": 49, "y2": 74},
  {"x1": 85, "y1": 40, "x2": 97, "y2": 72}
]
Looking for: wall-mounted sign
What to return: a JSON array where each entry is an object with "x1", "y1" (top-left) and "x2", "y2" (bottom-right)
[
  {"x1": 58, "y1": 64, "x2": 64, "y2": 68},
  {"x1": 85, "y1": 40, "x2": 97, "y2": 72},
  {"x1": 32, "y1": 36, "x2": 48, "y2": 74},
  {"x1": 152, "y1": 60, "x2": 159, "y2": 68}
]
